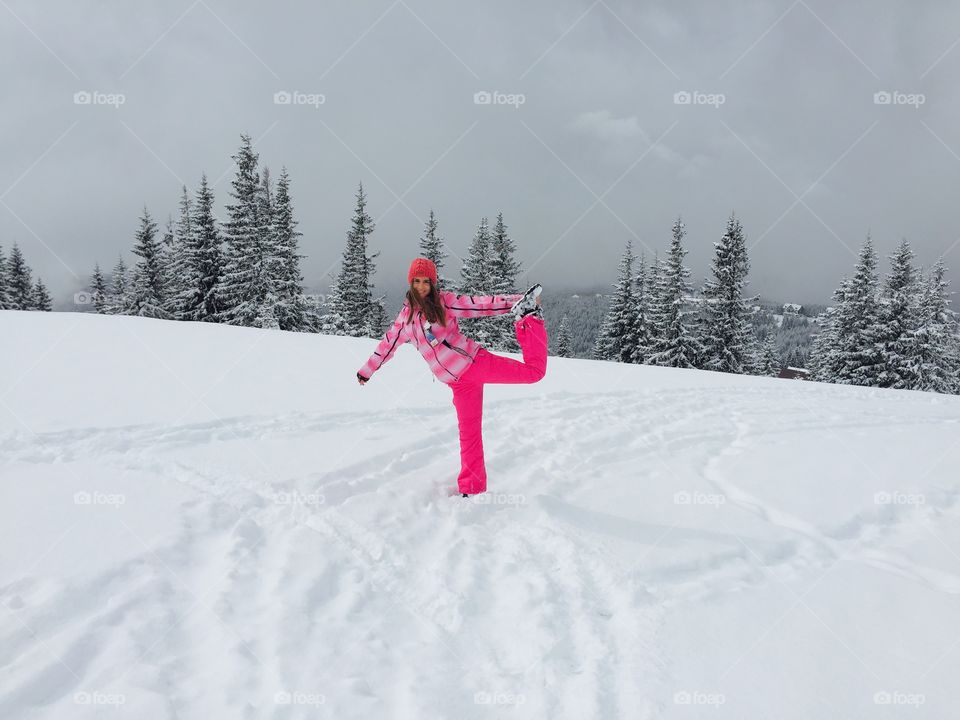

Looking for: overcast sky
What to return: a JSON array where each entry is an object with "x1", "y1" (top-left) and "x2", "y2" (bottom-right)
[{"x1": 3, "y1": 0, "x2": 960, "y2": 307}]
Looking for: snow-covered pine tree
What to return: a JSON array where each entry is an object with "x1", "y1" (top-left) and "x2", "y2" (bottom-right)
[
  {"x1": 458, "y1": 217, "x2": 501, "y2": 347},
  {"x1": 642, "y1": 250, "x2": 663, "y2": 362},
  {"x1": 130, "y1": 206, "x2": 171, "y2": 319},
  {"x1": 596, "y1": 240, "x2": 639, "y2": 363},
  {"x1": 252, "y1": 166, "x2": 283, "y2": 330},
  {"x1": 0, "y1": 244, "x2": 11, "y2": 310},
  {"x1": 628, "y1": 251, "x2": 653, "y2": 364},
  {"x1": 910, "y1": 258, "x2": 960, "y2": 394},
  {"x1": 6, "y1": 243, "x2": 34, "y2": 310},
  {"x1": 833, "y1": 234, "x2": 884, "y2": 386},
  {"x1": 419, "y1": 209, "x2": 450, "y2": 289},
  {"x1": 219, "y1": 134, "x2": 269, "y2": 327},
  {"x1": 182, "y1": 173, "x2": 223, "y2": 322},
  {"x1": 646, "y1": 218, "x2": 704, "y2": 368},
  {"x1": 108, "y1": 254, "x2": 130, "y2": 314},
  {"x1": 322, "y1": 183, "x2": 381, "y2": 337},
  {"x1": 701, "y1": 212, "x2": 757, "y2": 374},
  {"x1": 272, "y1": 167, "x2": 310, "y2": 332},
  {"x1": 459, "y1": 217, "x2": 492, "y2": 294},
  {"x1": 757, "y1": 332, "x2": 781, "y2": 376},
  {"x1": 592, "y1": 308, "x2": 615, "y2": 360},
  {"x1": 90, "y1": 263, "x2": 107, "y2": 313},
  {"x1": 163, "y1": 187, "x2": 192, "y2": 319},
  {"x1": 556, "y1": 314, "x2": 572, "y2": 357},
  {"x1": 158, "y1": 214, "x2": 181, "y2": 317},
  {"x1": 809, "y1": 279, "x2": 847, "y2": 382},
  {"x1": 490, "y1": 212, "x2": 524, "y2": 351},
  {"x1": 30, "y1": 278, "x2": 52, "y2": 311},
  {"x1": 875, "y1": 239, "x2": 919, "y2": 389}
]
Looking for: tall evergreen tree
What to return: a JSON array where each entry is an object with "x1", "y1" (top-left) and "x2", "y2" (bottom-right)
[
  {"x1": 419, "y1": 209, "x2": 449, "y2": 289},
  {"x1": 489, "y1": 212, "x2": 524, "y2": 351},
  {"x1": 833, "y1": 234, "x2": 884, "y2": 386},
  {"x1": 163, "y1": 187, "x2": 192, "y2": 319},
  {"x1": 489, "y1": 212, "x2": 522, "y2": 294},
  {"x1": 272, "y1": 167, "x2": 310, "y2": 331},
  {"x1": 556, "y1": 314, "x2": 572, "y2": 357},
  {"x1": 322, "y1": 183, "x2": 380, "y2": 337},
  {"x1": 108, "y1": 254, "x2": 130, "y2": 314},
  {"x1": 910, "y1": 258, "x2": 960, "y2": 393},
  {"x1": 809, "y1": 278, "x2": 848, "y2": 382},
  {"x1": 458, "y1": 217, "x2": 501, "y2": 347},
  {"x1": 701, "y1": 213, "x2": 757, "y2": 374},
  {"x1": 130, "y1": 206, "x2": 171, "y2": 319},
  {"x1": 757, "y1": 332, "x2": 781, "y2": 376},
  {"x1": 218, "y1": 134, "x2": 269, "y2": 326},
  {"x1": 596, "y1": 240, "x2": 640, "y2": 363},
  {"x1": 6, "y1": 243, "x2": 34, "y2": 310},
  {"x1": 628, "y1": 252, "x2": 653, "y2": 364},
  {"x1": 90, "y1": 262, "x2": 107, "y2": 313},
  {"x1": 30, "y1": 277, "x2": 52, "y2": 311},
  {"x1": 252, "y1": 166, "x2": 283, "y2": 329},
  {"x1": 647, "y1": 218, "x2": 704, "y2": 368},
  {"x1": 182, "y1": 173, "x2": 223, "y2": 322},
  {"x1": 642, "y1": 251, "x2": 663, "y2": 361},
  {"x1": 592, "y1": 304, "x2": 615, "y2": 360},
  {"x1": 875, "y1": 239, "x2": 919, "y2": 389},
  {"x1": 460, "y1": 216, "x2": 493, "y2": 293}
]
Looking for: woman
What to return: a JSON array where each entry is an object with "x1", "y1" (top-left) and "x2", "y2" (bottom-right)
[{"x1": 357, "y1": 257, "x2": 547, "y2": 497}]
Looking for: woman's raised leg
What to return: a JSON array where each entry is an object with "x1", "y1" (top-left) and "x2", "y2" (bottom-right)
[{"x1": 468, "y1": 315, "x2": 548, "y2": 385}]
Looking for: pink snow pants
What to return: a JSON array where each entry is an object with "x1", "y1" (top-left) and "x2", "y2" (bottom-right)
[{"x1": 449, "y1": 315, "x2": 548, "y2": 494}]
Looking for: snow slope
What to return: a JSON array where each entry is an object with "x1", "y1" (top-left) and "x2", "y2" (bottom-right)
[{"x1": 2, "y1": 309, "x2": 959, "y2": 719}]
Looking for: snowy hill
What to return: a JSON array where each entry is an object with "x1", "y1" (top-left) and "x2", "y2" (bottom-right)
[{"x1": 2, "y1": 310, "x2": 959, "y2": 719}]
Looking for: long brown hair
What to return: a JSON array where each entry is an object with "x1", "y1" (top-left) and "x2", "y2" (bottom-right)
[{"x1": 404, "y1": 281, "x2": 447, "y2": 327}]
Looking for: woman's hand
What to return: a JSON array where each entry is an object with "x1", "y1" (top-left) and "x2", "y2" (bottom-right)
[{"x1": 357, "y1": 372, "x2": 368, "y2": 385}]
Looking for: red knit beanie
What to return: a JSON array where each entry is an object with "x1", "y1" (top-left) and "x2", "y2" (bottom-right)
[{"x1": 407, "y1": 257, "x2": 438, "y2": 286}]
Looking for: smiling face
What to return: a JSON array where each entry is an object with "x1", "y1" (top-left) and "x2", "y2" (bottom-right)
[{"x1": 412, "y1": 276, "x2": 432, "y2": 298}]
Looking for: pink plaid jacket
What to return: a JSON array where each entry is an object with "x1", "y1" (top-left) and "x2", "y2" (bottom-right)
[{"x1": 357, "y1": 289, "x2": 525, "y2": 384}]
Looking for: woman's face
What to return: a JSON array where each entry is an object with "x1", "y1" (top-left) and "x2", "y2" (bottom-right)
[{"x1": 412, "y1": 276, "x2": 431, "y2": 298}]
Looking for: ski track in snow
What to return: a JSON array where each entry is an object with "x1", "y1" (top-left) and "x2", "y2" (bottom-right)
[{"x1": 2, "y1": 383, "x2": 959, "y2": 718}]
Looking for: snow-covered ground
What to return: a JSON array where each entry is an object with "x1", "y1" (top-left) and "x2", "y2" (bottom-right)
[{"x1": 2, "y1": 309, "x2": 959, "y2": 719}]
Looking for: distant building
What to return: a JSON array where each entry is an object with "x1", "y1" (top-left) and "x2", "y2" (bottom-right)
[
  {"x1": 778, "y1": 366, "x2": 810, "y2": 380},
  {"x1": 782, "y1": 303, "x2": 803, "y2": 315}
]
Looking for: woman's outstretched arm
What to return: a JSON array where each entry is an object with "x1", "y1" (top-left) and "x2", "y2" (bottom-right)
[
  {"x1": 357, "y1": 308, "x2": 409, "y2": 382},
  {"x1": 441, "y1": 290, "x2": 525, "y2": 318}
]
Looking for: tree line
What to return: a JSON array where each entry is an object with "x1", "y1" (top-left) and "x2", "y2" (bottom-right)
[
  {"x1": 589, "y1": 214, "x2": 960, "y2": 395},
  {"x1": 8, "y1": 131, "x2": 956, "y2": 396},
  {"x1": 87, "y1": 134, "x2": 311, "y2": 330}
]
